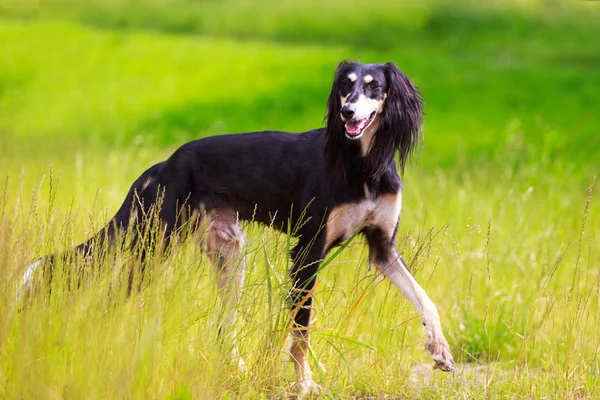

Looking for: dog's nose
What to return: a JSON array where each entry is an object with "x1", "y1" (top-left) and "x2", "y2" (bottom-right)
[{"x1": 340, "y1": 104, "x2": 356, "y2": 120}]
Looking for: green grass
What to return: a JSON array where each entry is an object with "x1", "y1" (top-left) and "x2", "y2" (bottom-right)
[{"x1": 1, "y1": 1, "x2": 600, "y2": 398}]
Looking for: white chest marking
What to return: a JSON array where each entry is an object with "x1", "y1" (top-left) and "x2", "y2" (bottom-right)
[{"x1": 325, "y1": 191, "x2": 402, "y2": 250}]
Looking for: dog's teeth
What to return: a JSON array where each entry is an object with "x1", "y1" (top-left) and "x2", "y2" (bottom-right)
[{"x1": 345, "y1": 117, "x2": 371, "y2": 135}]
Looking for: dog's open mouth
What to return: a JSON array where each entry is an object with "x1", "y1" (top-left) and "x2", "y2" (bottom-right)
[{"x1": 345, "y1": 111, "x2": 376, "y2": 139}]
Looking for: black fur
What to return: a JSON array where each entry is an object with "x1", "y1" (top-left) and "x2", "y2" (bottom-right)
[{"x1": 27, "y1": 61, "x2": 423, "y2": 336}]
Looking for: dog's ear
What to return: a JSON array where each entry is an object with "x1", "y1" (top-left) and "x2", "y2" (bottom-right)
[
  {"x1": 369, "y1": 62, "x2": 423, "y2": 178},
  {"x1": 324, "y1": 60, "x2": 353, "y2": 179},
  {"x1": 325, "y1": 60, "x2": 352, "y2": 132}
]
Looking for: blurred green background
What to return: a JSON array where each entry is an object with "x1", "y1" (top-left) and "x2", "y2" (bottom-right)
[
  {"x1": 2, "y1": 0, "x2": 599, "y2": 174},
  {"x1": 1, "y1": 0, "x2": 600, "y2": 398}
]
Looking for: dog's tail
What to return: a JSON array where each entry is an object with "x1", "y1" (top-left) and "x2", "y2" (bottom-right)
[{"x1": 18, "y1": 162, "x2": 165, "y2": 297}]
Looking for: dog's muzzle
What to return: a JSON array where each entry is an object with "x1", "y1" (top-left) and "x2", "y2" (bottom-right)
[{"x1": 341, "y1": 105, "x2": 376, "y2": 139}]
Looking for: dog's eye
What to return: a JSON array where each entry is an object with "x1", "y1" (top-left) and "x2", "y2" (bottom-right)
[
  {"x1": 368, "y1": 82, "x2": 380, "y2": 90},
  {"x1": 341, "y1": 79, "x2": 352, "y2": 90}
]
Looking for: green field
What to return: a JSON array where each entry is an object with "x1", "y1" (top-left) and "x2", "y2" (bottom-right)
[{"x1": 1, "y1": 1, "x2": 599, "y2": 398}]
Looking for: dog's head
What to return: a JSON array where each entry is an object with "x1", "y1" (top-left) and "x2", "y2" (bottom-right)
[{"x1": 326, "y1": 61, "x2": 422, "y2": 179}]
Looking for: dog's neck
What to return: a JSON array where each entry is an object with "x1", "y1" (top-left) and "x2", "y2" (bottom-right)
[
  {"x1": 324, "y1": 121, "x2": 398, "y2": 191},
  {"x1": 339, "y1": 137, "x2": 396, "y2": 192}
]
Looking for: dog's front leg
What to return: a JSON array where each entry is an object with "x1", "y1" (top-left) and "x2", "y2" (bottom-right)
[
  {"x1": 288, "y1": 244, "x2": 324, "y2": 396},
  {"x1": 365, "y1": 227, "x2": 456, "y2": 371},
  {"x1": 380, "y1": 251, "x2": 456, "y2": 371}
]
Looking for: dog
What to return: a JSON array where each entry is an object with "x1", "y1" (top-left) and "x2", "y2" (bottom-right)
[{"x1": 21, "y1": 61, "x2": 456, "y2": 395}]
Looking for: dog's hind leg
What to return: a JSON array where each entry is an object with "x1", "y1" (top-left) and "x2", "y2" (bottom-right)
[{"x1": 205, "y1": 209, "x2": 247, "y2": 370}]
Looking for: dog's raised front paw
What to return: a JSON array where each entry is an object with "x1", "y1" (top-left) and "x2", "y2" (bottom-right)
[{"x1": 425, "y1": 329, "x2": 456, "y2": 372}]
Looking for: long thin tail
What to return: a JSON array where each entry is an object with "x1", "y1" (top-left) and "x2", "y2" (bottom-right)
[
  {"x1": 72, "y1": 161, "x2": 165, "y2": 260},
  {"x1": 19, "y1": 161, "x2": 165, "y2": 296}
]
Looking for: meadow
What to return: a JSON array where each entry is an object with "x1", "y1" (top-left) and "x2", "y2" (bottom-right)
[{"x1": 1, "y1": 0, "x2": 599, "y2": 398}]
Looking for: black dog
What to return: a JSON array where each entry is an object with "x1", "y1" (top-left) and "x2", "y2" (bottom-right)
[{"x1": 22, "y1": 61, "x2": 456, "y2": 395}]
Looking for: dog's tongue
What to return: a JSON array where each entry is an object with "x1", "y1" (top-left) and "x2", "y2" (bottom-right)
[{"x1": 345, "y1": 118, "x2": 367, "y2": 135}]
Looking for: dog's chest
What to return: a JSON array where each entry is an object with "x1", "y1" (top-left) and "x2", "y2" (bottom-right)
[{"x1": 325, "y1": 190, "x2": 402, "y2": 249}]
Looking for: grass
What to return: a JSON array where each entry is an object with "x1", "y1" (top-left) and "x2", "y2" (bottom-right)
[{"x1": 1, "y1": 0, "x2": 600, "y2": 398}]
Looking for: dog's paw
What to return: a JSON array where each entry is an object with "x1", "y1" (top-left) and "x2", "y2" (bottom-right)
[
  {"x1": 230, "y1": 347, "x2": 247, "y2": 373},
  {"x1": 294, "y1": 378, "x2": 321, "y2": 398},
  {"x1": 425, "y1": 329, "x2": 456, "y2": 372},
  {"x1": 235, "y1": 355, "x2": 247, "y2": 372}
]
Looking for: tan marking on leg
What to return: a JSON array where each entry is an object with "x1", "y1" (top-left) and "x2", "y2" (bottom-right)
[
  {"x1": 290, "y1": 330, "x2": 320, "y2": 396},
  {"x1": 371, "y1": 191, "x2": 402, "y2": 237},
  {"x1": 205, "y1": 209, "x2": 247, "y2": 370},
  {"x1": 324, "y1": 202, "x2": 370, "y2": 251},
  {"x1": 325, "y1": 190, "x2": 401, "y2": 252}
]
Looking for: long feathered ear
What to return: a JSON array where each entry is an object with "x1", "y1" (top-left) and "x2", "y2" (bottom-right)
[
  {"x1": 366, "y1": 62, "x2": 423, "y2": 179},
  {"x1": 324, "y1": 60, "x2": 353, "y2": 179}
]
